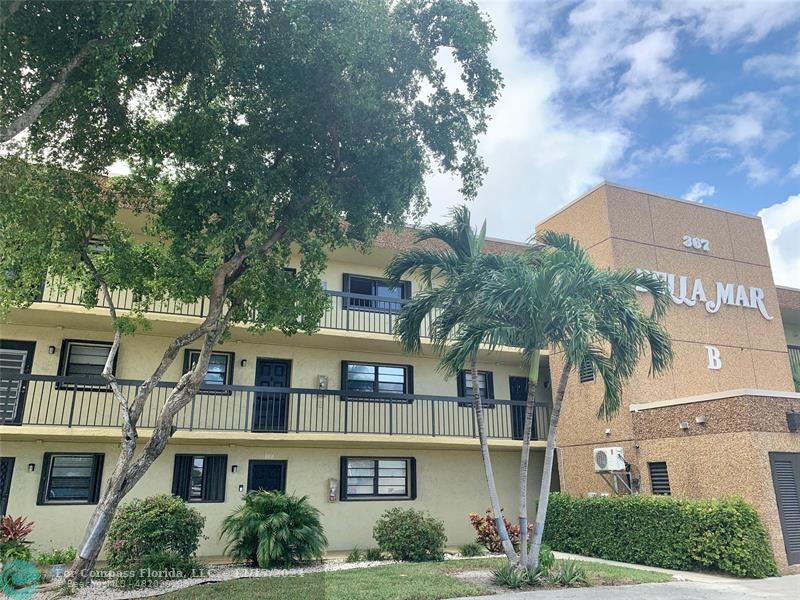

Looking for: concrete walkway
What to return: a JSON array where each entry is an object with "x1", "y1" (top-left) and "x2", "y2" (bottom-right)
[
  {"x1": 452, "y1": 575, "x2": 800, "y2": 599},
  {"x1": 551, "y1": 551, "x2": 735, "y2": 583}
]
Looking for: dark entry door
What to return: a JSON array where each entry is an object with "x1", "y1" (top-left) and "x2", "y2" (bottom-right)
[
  {"x1": 247, "y1": 460, "x2": 287, "y2": 493},
  {"x1": 510, "y1": 376, "x2": 530, "y2": 441},
  {"x1": 0, "y1": 457, "x2": 14, "y2": 515},
  {"x1": 770, "y1": 452, "x2": 800, "y2": 565},
  {"x1": 0, "y1": 340, "x2": 36, "y2": 424},
  {"x1": 252, "y1": 359, "x2": 291, "y2": 432}
]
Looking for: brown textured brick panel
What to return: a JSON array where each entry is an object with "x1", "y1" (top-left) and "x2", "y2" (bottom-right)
[{"x1": 631, "y1": 395, "x2": 800, "y2": 439}]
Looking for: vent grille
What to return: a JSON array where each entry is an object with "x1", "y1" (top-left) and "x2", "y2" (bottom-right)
[
  {"x1": 579, "y1": 358, "x2": 595, "y2": 383},
  {"x1": 648, "y1": 462, "x2": 671, "y2": 495}
]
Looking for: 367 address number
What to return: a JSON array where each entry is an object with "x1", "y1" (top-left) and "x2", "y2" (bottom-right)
[{"x1": 682, "y1": 235, "x2": 709, "y2": 252}]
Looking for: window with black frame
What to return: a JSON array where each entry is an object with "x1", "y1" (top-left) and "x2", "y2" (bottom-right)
[
  {"x1": 38, "y1": 453, "x2": 104, "y2": 505},
  {"x1": 57, "y1": 340, "x2": 116, "y2": 389},
  {"x1": 457, "y1": 370, "x2": 495, "y2": 408},
  {"x1": 342, "y1": 274, "x2": 410, "y2": 312},
  {"x1": 342, "y1": 361, "x2": 413, "y2": 401},
  {"x1": 182, "y1": 350, "x2": 234, "y2": 392},
  {"x1": 340, "y1": 457, "x2": 416, "y2": 500},
  {"x1": 172, "y1": 454, "x2": 227, "y2": 502}
]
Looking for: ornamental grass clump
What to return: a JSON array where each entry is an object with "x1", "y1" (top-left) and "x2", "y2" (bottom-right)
[{"x1": 221, "y1": 491, "x2": 327, "y2": 568}]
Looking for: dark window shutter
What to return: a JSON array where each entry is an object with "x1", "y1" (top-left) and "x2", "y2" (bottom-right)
[
  {"x1": 409, "y1": 458, "x2": 417, "y2": 500},
  {"x1": 486, "y1": 372, "x2": 495, "y2": 399},
  {"x1": 203, "y1": 455, "x2": 227, "y2": 502},
  {"x1": 225, "y1": 353, "x2": 235, "y2": 385},
  {"x1": 406, "y1": 365, "x2": 414, "y2": 394},
  {"x1": 457, "y1": 371, "x2": 466, "y2": 397},
  {"x1": 341, "y1": 361, "x2": 350, "y2": 397},
  {"x1": 579, "y1": 358, "x2": 595, "y2": 383},
  {"x1": 339, "y1": 457, "x2": 349, "y2": 500},
  {"x1": 37, "y1": 453, "x2": 54, "y2": 505},
  {"x1": 648, "y1": 462, "x2": 671, "y2": 495},
  {"x1": 342, "y1": 274, "x2": 351, "y2": 293},
  {"x1": 89, "y1": 454, "x2": 104, "y2": 503},
  {"x1": 402, "y1": 280, "x2": 412, "y2": 299},
  {"x1": 182, "y1": 350, "x2": 192, "y2": 374},
  {"x1": 172, "y1": 455, "x2": 192, "y2": 500}
]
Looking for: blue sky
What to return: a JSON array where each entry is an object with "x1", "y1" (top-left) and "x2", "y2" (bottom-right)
[{"x1": 424, "y1": 0, "x2": 800, "y2": 286}]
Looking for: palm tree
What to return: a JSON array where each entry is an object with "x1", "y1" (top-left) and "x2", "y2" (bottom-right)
[
  {"x1": 437, "y1": 231, "x2": 673, "y2": 569},
  {"x1": 385, "y1": 205, "x2": 518, "y2": 561}
]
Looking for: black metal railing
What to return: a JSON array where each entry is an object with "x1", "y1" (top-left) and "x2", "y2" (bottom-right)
[
  {"x1": 36, "y1": 276, "x2": 433, "y2": 338},
  {"x1": 0, "y1": 374, "x2": 551, "y2": 441}
]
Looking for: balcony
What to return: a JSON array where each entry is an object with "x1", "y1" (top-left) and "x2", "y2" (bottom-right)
[
  {"x1": 0, "y1": 374, "x2": 551, "y2": 442},
  {"x1": 790, "y1": 345, "x2": 800, "y2": 392},
  {"x1": 35, "y1": 276, "x2": 432, "y2": 338}
]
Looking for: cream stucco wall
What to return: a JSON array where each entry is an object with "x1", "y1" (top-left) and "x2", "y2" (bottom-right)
[{"x1": 3, "y1": 439, "x2": 546, "y2": 557}]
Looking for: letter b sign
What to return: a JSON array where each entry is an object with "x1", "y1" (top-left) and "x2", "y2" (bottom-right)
[{"x1": 705, "y1": 345, "x2": 722, "y2": 370}]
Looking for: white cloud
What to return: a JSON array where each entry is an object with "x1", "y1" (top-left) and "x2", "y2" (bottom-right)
[
  {"x1": 789, "y1": 160, "x2": 800, "y2": 179},
  {"x1": 682, "y1": 182, "x2": 716, "y2": 203},
  {"x1": 738, "y1": 156, "x2": 780, "y2": 185},
  {"x1": 758, "y1": 192, "x2": 800, "y2": 287},
  {"x1": 744, "y1": 48, "x2": 800, "y2": 80},
  {"x1": 423, "y1": 1, "x2": 800, "y2": 240}
]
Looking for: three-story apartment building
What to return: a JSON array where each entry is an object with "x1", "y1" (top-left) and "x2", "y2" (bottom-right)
[{"x1": 1, "y1": 182, "x2": 799, "y2": 571}]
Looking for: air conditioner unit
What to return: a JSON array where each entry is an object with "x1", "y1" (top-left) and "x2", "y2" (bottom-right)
[{"x1": 593, "y1": 447, "x2": 626, "y2": 472}]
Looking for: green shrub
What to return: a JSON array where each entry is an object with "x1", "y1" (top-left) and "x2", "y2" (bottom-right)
[
  {"x1": 549, "y1": 559, "x2": 587, "y2": 587},
  {"x1": 37, "y1": 547, "x2": 77, "y2": 566},
  {"x1": 346, "y1": 547, "x2": 364, "y2": 562},
  {"x1": 221, "y1": 491, "x2": 327, "y2": 568},
  {"x1": 0, "y1": 515, "x2": 35, "y2": 562},
  {"x1": 492, "y1": 562, "x2": 527, "y2": 589},
  {"x1": 364, "y1": 548, "x2": 384, "y2": 561},
  {"x1": 544, "y1": 493, "x2": 777, "y2": 578},
  {"x1": 458, "y1": 542, "x2": 484, "y2": 557},
  {"x1": 106, "y1": 494, "x2": 205, "y2": 588},
  {"x1": 538, "y1": 544, "x2": 555, "y2": 575},
  {"x1": 0, "y1": 540, "x2": 33, "y2": 562},
  {"x1": 373, "y1": 508, "x2": 446, "y2": 562}
]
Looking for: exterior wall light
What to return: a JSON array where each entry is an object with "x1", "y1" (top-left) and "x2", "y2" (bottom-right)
[
  {"x1": 48, "y1": 345, "x2": 56, "y2": 354},
  {"x1": 231, "y1": 464, "x2": 238, "y2": 473},
  {"x1": 240, "y1": 359, "x2": 247, "y2": 367},
  {"x1": 28, "y1": 463, "x2": 36, "y2": 472},
  {"x1": 695, "y1": 415, "x2": 707, "y2": 425},
  {"x1": 604, "y1": 428, "x2": 611, "y2": 436},
  {"x1": 678, "y1": 421, "x2": 689, "y2": 430},
  {"x1": 238, "y1": 485, "x2": 244, "y2": 493}
]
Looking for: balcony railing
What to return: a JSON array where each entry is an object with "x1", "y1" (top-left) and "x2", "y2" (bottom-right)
[
  {"x1": 790, "y1": 345, "x2": 800, "y2": 392},
  {"x1": 0, "y1": 374, "x2": 551, "y2": 441},
  {"x1": 35, "y1": 276, "x2": 433, "y2": 338}
]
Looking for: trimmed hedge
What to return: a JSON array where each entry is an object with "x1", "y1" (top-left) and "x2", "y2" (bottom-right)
[{"x1": 543, "y1": 493, "x2": 777, "y2": 578}]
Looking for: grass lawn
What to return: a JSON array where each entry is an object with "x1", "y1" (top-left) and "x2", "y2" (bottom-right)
[{"x1": 159, "y1": 558, "x2": 673, "y2": 600}]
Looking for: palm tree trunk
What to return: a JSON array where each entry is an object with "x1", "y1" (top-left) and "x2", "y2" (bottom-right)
[
  {"x1": 527, "y1": 361, "x2": 570, "y2": 569},
  {"x1": 517, "y1": 349, "x2": 540, "y2": 567},
  {"x1": 471, "y1": 358, "x2": 517, "y2": 562}
]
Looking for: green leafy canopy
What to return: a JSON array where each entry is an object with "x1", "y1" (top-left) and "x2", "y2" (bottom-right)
[{"x1": 1, "y1": 0, "x2": 502, "y2": 335}]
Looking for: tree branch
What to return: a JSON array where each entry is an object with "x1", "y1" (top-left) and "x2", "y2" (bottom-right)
[{"x1": 1, "y1": 39, "x2": 104, "y2": 143}]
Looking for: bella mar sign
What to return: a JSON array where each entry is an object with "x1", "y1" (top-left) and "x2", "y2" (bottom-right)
[{"x1": 636, "y1": 269, "x2": 773, "y2": 320}]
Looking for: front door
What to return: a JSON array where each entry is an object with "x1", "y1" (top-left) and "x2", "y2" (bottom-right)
[
  {"x1": 510, "y1": 376, "x2": 530, "y2": 441},
  {"x1": 252, "y1": 359, "x2": 291, "y2": 432},
  {"x1": 0, "y1": 457, "x2": 14, "y2": 515},
  {"x1": 770, "y1": 452, "x2": 800, "y2": 565},
  {"x1": 0, "y1": 341, "x2": 36, "y2": 424},
  {"x1": 247, "y1": 460, "x2": 287, "y2": 493}
]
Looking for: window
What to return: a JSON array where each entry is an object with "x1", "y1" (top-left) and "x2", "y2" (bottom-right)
[
  {"x1": 37, "y1": 453, "x2": 104, "y2": 505},
  {"x1": 172, "y1": 454, "x2": 227, "y2": 502},
  {"x1": 342, "y1": 274, "x2": 410, "y2": 312},
  {"x1": 340, "y1": 457, "x2": 416, "y2": 500},
  {"x1": 57, "y1": 340, "x2": 115, "y2": 388},
  {"x1": 182, "y1": 350, "x2": 234, "y2": 388},
  {"x1": 648, "y1": 462, "x2": 671, "y2": 495},
  {"x1": 342, "y1": 361, "x2": 413, "y2": 400},
  {"x1": 579, "y1": 357, "x2": 595, "y2": 383},
  {"x1": 457, "y1": 370, "x2": 494, "y2": 407}
]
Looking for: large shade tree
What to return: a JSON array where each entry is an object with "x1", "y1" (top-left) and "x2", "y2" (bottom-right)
[
  {"x1": 433, "y1": 232, "x2": 673, "y2": 569},
  {"x1": 0, "y1": 0, "x2": 501, "y2": 582},
  {"x1": 386, "y1": 205, "x2": 518, "y2": 560}
]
